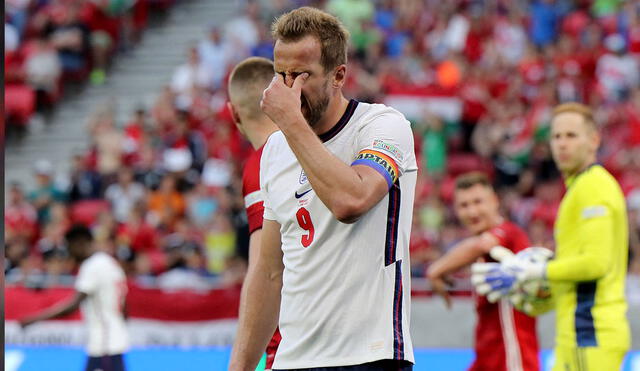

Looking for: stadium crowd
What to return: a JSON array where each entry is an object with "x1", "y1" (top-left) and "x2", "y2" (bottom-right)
[
  {"x1": 4, "y1": 0, "x2": 168, "y2": 129},
  {"x1": 5, "y1": 0, "x2": 640, "y2": 296}
]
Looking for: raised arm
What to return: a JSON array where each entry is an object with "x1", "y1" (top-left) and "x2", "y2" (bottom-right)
[
  {"x1": 261, "y1": 74, "x2": 412, "y2": 223},
  {"x1": 278, "y1": 128, "x2": 389, "y2": 224},
  {"x1": 229, "y1": 219, "x2": 284, "y2": 371},
  {"x1": 427, "y1": 233, "x2": 499, "y2": 308},
  {"x1": 428, "y1": 233, "x2": 499, "y2": 279}
]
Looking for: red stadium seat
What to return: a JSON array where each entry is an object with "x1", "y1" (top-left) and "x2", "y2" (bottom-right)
[
  {"x1": 446, "y1": 153, "x2": 489, "y2": 177},
  {"x1": 4, "y1": 84, "x2": 36, "y2": 127},
  {"x1": 70, "y1": 200, "x2": 111, "y2": 226}
]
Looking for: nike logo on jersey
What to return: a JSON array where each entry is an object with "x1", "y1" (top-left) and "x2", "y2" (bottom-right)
[{"x1": 295, "y1": 189, "x2": 313, "y2": 198}]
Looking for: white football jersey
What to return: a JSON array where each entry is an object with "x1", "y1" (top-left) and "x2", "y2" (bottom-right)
[
  {"x1": 75, "y1": 252, "x2": 129, "y2": 356},
  {"x1": 260, "y1": 100, "x2": 417, "y2": 368}
]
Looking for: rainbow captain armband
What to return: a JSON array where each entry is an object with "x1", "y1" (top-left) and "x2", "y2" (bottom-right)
[{"x1": 351, "y1": 149, "x2": 399, "y2": 189}]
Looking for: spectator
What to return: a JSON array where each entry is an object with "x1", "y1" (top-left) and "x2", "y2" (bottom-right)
[
  {"x1": 35, "y1": 203, "x2": 71, "y2": 262},
  {"x1": 152, "y1": 85, "x2": 179, "y2": 128},
  {"x1": 596, "y1": 33, "x2": 640, "y2": 102},
  {"x1": 157, "y1": 242, "x2": 211, "y2": 291},
  {"x1": 409, "y1": 209, "x2": 439, "y2": 277},
  {"x1": 171, "y1": 47, "x2": 213, "y2": 109},
  {"x1": 203, "y1": 212, "x2": 236, "y2": 275},
  {"x1": 224, "y1": 2, "x2": 260, "y2": 59},
  {"x1": 117, "y1": 207, "x2": 158, "y2": 253},
  {"x1": 5, "y1": 182, "x2": 38, "y2": 243},
  {"x1": 40, "y1": 247, "x2": 73, "y2": 286},
  {"x1": 5, "y1": 237, "x2": 31, "y2": 276},
  {"x1": 418, "y1": 193, "x2": 446, "y2": 241},
  {"x1": 24, "y1": 36, "x2": 62, "y2": 110},
  {"x1": 326, "y1": 0, "x2": 374, "y2": 37},
  {"x1": 420, "y1": 113, "x2": 447, "y2": 179},
  {"x1": 105, "y1": 167, "x2": 146, "y2": 223},
  {"x1": 529, "y1": 0, "x2": 562, "y2": 47},
  {"x1": 163, "y1": 111, "x2": 207, "y2": 170},
  {"x1": 197, "y1": 25, "x2": 231, "y2": 90},
  {"x1": 45, "y1": 4, "x2": 90, "y2": 75},
  {"x1": 442, "y1": 11, "x2": 470, "y2": 53},
  {"x1": 89, "y1": 109, "x2": 124, "y2": 177},
  {"x1": 591, "y1": 0, "x2": 621, "y2": 18},
  {"x1": 122, "y1": 108, "x2": 148, "y2": 163},
  {"x1": 386, "y1": 14, "x2": 412, "y2": 58},
  {"x1": 5, "y1": 0, "x2": 30, "y2": 37},
  {"x1": 28, "y1": 159, "x2": 67, "y2": 225},
  {"x1": 92, "y1": 210, "x2": 118, "y2": 246},
  {"x1": 68, "y1": 152, "x2": 103, "y2": 202},
  {"x1": 251, "y1": 23, "x2": 275, "y2": 59},
  {"x1": 82, "y1": 0, "x2": 124, "y2": 85},
  {"x1": 5, "y1": 22, "x2": 20, "y2": 52},
  {"x1": 494, "y1": 11, "x2": 527, "y2": 65},
  {"x1": 147, "y1": 175, "x2": 186, "y2": 229},
  {"x1": 187, "y1": 182, "x2": 218, "y2": 228},
  {"x1": 133, "y1": 144, "x2": 164, "y2": 189}
]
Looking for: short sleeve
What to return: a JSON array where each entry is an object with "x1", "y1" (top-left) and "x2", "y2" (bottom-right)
[
  {"x1": 245, "y1": 193, "x2": 265, "y2": 232},
  {"x1": 486, "y1": 223, "x2": 530, "y2": 254},
  {"x1": 243, "y1": 149, "x2": 265, "y2": 233},
  {"x1": 486, "y1": 225, "x2": 509, "y2": 249},
  {"x1": 259, "y1": 143, "x2": 277, "y2": 222},
  {"x1": 75, "y1": 260, "x2": 99, "y2": 295},
  {"x1": 352, "y1": 109, "x2": 417, "y2": 189}
]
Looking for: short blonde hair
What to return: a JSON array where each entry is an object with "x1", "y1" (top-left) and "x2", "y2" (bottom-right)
[
  {"x1": 271, "y1": 7, "x2": 349, "y2": 73},
  {"x1": 455, "y1": 172, "x2": 493, "y2": 191},
  {"x1": 551, "y1": 102, "x2": 597, "y2": 131},
  {"x1": 228, "y1": 57, "x2": 274, "y2": 121}
]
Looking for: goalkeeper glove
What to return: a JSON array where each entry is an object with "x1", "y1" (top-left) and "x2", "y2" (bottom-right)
[{"x1": 471, "y1": 246, "x2": 552, "y2": 303}]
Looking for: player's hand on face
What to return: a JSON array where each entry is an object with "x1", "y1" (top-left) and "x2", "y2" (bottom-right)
[{"x1": 261, "y1": 72, "x2": 309, "y2": 130}]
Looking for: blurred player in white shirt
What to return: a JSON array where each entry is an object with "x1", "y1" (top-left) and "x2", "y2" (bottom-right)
[
  {"x1": 20, "y1": 225, "x2": 129, "y2": 371},
  {"x1": 230, "y1": 7, "x2": 417, "y2": 371}
]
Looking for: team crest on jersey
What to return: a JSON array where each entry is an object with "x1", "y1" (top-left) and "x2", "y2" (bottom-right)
[
  {"x1": 299, "y1": 170, "x2": 308, "y2": 184},
  {"x1": 373, "y1": 139, "x2": 403, "y2": 162}
]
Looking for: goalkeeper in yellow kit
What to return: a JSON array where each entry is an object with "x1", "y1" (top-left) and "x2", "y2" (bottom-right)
[{"x1": 472, "y1": 102, "x2": 630, "y2": 370}]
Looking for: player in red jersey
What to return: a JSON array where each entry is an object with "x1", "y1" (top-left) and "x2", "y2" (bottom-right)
[
  {"x1": 427, "y1": 172, "x2": 540, "y2": 371},
  {"x1": 227, "y1": 57, "x2": 281, "y2": 370}
]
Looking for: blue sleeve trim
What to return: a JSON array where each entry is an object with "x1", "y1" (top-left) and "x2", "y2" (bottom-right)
[{"x1": 352, "y1": 159, "x2": 393, "y2": 189}]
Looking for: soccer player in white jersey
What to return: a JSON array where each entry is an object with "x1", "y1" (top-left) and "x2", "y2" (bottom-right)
[
  {"x1": 20, "y1": 225, "x2": 129, "y2": 371},
  {"x1": 230, "y1": 7, "x2": 418, "y2": 371}
]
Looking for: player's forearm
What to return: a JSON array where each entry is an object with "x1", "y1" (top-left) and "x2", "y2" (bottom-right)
[
  {"x1": 229, "y1": 264, "x2": 282, "y2": 370},
  {"x1": 281, "y1": 122, "x2": 375, "y2": 222},
  {"x1": 428, "y1": 238, "x2": 485, "y2": 279},
  {"x1": 25, "y1": 298, "x2": 82, "y2": 323}
]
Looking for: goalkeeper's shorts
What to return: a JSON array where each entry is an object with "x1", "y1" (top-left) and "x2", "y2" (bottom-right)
[{"x1": 552, "y1": 345, "x2": 626, "y2": 371}]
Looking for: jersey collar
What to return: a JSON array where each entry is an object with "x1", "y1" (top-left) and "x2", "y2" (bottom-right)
[
  {"x1": 565, "y1": 162, "x2": 599, "y2": 189},
  {"x1": 318, "y1": 99, "x2": 359, "y2": 143}
]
